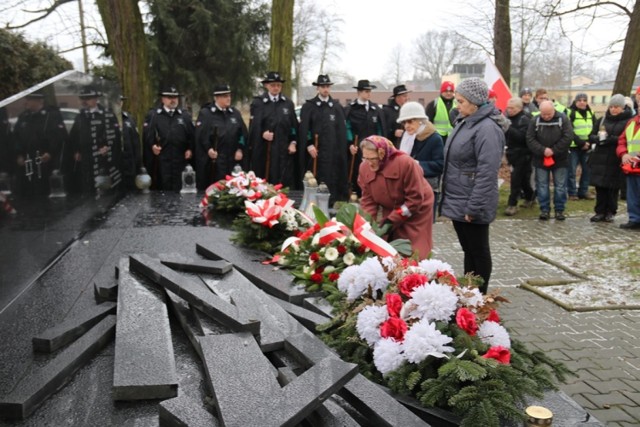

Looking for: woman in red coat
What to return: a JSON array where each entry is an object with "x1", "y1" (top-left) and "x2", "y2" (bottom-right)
[{"x1": 357, "y1": 135, "x2": 434, "y2": 259}]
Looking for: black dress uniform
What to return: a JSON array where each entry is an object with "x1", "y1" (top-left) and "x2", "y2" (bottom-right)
[
  {"x1": 344, "y1": 80, "x2": 386, "y2": 196},
  {"x1": 194, "y1": 104, "x2": 248, "y2": 190},
  {"x1": 298, "y1": 75, "x2": 349, "y2": 203},
  {"x1": 13, "y1": 98, "x2": 67, "y2": 196},
  {"x1": 120, "y1": 110, "x2": 141, "y2": 190},
  {"x1": 249, "y1": 91, "x2": 298, "y2": 187},
  {"x1": 143, "y1": 106, "x2": 195, "y2": 192}
]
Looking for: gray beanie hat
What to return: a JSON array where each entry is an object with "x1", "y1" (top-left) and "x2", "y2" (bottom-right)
[
  {"x1": 609, "y1": 94, "x2": 626, "y2": 108},
  {"x1": 456, "y1": 77, "x2": 489, "y2": 106}
]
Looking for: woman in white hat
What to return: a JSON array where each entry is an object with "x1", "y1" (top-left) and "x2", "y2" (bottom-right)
[{"x1": 397, "y1": 101, "x2": 444, "y2": 222}]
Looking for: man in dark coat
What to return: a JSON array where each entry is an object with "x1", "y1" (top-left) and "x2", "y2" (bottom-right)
[
  {"x1": 526, "y1": 100, "x2": 573, "y2": 220},
  {"x1": 344, "y1": 79, "x2": 387, "y2": 197},
  {"x1": 194, "y1": 84, "x2": 248, "y2": 190},
  {"x1": 66, "y1": 86, "x2": 121, "y2": 194},
  {"x1": 504, "y1": 97, "x2": 534, "y2": 215},
  {"x1": 298, "y1": 74, "x2": 349, "y2": 204},
  {"x1": 119, "y1": 96, "x2": 141, "y2": 191},
  {"x1": 383, "y1": 84, "x2": 411, "y2": 147},
  {"x1": 143, "y1": 85, "x2": 195, "y2": 192},
  {"x1": 248, "y1": 71, "x2": 298, "y2": 187},
  {"x1": 12, "y1": 92, "x2": 67, "y2": 196}
]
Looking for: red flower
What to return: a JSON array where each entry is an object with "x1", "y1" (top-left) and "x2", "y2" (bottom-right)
[
  {"x1": 274, "y1": 184, "x2": 283, "y2": 191},
  {"x1": 386, "y1": 293, "x2": 403, "y2": 318},
  {"x1": 380, "y1": 317, "x2": 408, "y2": 342},
  {"x1": 310, "y1": 273, "x2": 323, "y2": 283},
  {"x1": 356, "y1": 245, "x2": 367, "y2": 254},
  {"x1": 456, "y1": 308, "x2": 478, "y2": 336},
  {"x1": 328, "y1": 272, "x2": 340, "y2": 282},
  {"x1": 337, "y1": 245, "x2": 347, "y2": 254},
  {"x1": 315, "y1": 266, "x2": 325, "y2": 274},
  {"x1": 310, "y1": 252, "x2": 320, "y2": 261},
  {"x1": 398, "y1": 273, "x2": 429, "y2": 297},
  {"x1": 436, "y1": 270, "x2": 458, "y2": 285},
  {"x1": 400, "y1": 258, "x2": 418, "y2": 268},
  {"x1": 487, "y1": 309, "x2": 500, "y2": 323},
  {"x1": 482, "y1": 346, "x2": 511, "y2": 364}
]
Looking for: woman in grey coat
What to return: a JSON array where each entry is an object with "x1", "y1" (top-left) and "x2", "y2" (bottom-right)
[{"x1": 439, "y1": 78, "x2": 505, "y2": 293}]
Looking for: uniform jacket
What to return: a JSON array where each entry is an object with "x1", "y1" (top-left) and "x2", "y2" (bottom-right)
[
  {"x1": 248, "y1": 93, "x2": 298, "y2": 187},
  {"x1": 409, "y1": 122, "x2": 444, "y2": 191},
  {"x1": 588, "y1": 107, "x2": 633, "y2": 188},
  {"x1": 298, "y1": 95, "x2": 348, "y2": 200},
  {"x1": 440, "y1": 103, "x2": 505, "y2": 224},
  {"x1": 143, "y1": 107, "x2": 195, "y2": 191},
  {"x1": 194, "y1": 104, "x2": 247, "y2": 189},
  {"x1": 13, "y1": 106, "x2": 67, "y2": 167},
  {"x1": 120, "y1": 111, "x2": 141, "y2": 179},
  {"x1": 358, "y1": 152, "x2": 434, "y2": 259},
  {"x1": 382, "y1": 100, "x2": 402, "y2": 146},
  {"x1": 526, "y1": 111, "x2": 573, "y2": 169}
]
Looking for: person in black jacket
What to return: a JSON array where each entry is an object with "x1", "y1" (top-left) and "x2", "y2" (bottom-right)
[
  {"x1": 248, "y1": 71, "x2": 298, "y2": 187},
  {"x1": 587, "y1": 94, "x2": 633, "y2": 223},
  {"x1": 194, "y1": 84, "x2": 248, "y2": 189},
  {"x1": 118, "y1": 96, "x2": 141, "y2": 191},
  {"x1": 504, "y1": 97, "x2": 533, "y2": 215},
  {"x1": 12, "y1": 92, "x2": 67, "y2": 196},
  {"x1": 143, "y1": 85, "x2": 195, "y2": 192},
  {"x1": 383, "y1": 84, "x2": 411, "y2": 148},
  {"x1": 298, "y1": 74, "x2": 349, "y2": 204},
  {"x1": 344, "y1": 79, "x2": 387, "y2": 197}
]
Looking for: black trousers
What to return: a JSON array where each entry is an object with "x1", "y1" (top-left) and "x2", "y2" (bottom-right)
[
  {"x1": 594, "y1": 186, "x2": 619, "y2": 215},
  {"x1": 507, "y1": 155, "x2": 534, "y2": 206},
  {"x1": 452, "y1": 221, "x2": 491, "y2": 293}
]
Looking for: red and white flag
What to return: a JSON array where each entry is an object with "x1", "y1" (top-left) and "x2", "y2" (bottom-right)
[{"x1": 484, "y1": 57, "x2": 512, "y2": 112}]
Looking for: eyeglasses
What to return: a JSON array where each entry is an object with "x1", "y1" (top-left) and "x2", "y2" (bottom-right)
[{"x1": 362, "y1": 156, "x2": 379, "y2": 161}]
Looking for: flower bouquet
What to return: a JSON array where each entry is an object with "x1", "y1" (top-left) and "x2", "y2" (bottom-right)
[
  {"x1": 199, "y1": 170, "x2": 285, "y2": 222},
  {"x1": 319, "y1": 256, "x2": 572, "y2": 427},
  {"x1": 229, "y1": 192, "x2": 313, "y2": 253},
  {"x1": 275, "y1": 204, "x2": 412, "y2": 305}
]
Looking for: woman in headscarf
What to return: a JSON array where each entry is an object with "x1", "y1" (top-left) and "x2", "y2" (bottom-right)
[
  {"x1": 440, "y1": 77, "x2": 505, "y2": 293},
  {"x1": 357, "y1": 135, "x2": 434, "y2": 259}
]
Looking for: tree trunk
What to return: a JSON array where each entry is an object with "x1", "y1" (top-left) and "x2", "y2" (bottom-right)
[
  {"x1": 95, "y1": 0, "x2": 152, "y2": 134},
  {"x1": 613, "y1": 3, "x2": 640, "y2": 95},
  {"x1": 269, "y1": 0, "x2": 294, "y2": 97},
  {"x1": 494, "y1": 0, "x2": 512, "y2": 86}
]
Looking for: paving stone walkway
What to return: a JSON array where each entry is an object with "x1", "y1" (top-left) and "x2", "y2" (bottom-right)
[{"x1": 434, "y1": 216, "x2": 640, "y2": 426}]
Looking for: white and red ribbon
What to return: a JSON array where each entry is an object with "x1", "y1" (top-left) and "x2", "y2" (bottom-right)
[{"x1": 353, "y1": 213, "x2": 397, "y2": 257}]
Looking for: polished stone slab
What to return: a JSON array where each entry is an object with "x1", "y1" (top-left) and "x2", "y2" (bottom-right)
[
  {"x1": 195, "y1": 241, "x2": 317, "y2": 304},
  {"x1": 269, "y1": 295, "x2": 330, "y2": 331},
  {"x1": 112, "y1": 258, "x2": 178, "y2": 401},
  {"x1": 201, "y1": 267, "x2": 307, "y2": 351},
  {"x1": 302, "y1": 297, "x2": 334, "y2": 319},
  {"x1": 93, "y1": 263, "x2": 120, "y2": 301},
  {"x1": 32, "y1": 302, "x2": 116, "y2": 353},
  {"x1": 158, "y1": 395, "x2": 220, "y2": 427},
  {"x1": 160, "y1": 257, "x2": 232, "y2": 275},
  {"x1": 284, "y1": 332, "x2": 429, "y2": 427},
  {"x1": 128, "y1": 253, "x2": 260, "y2": 335},
  {"x1": 200, "y1": 333, "x2": 357, "y2": 427},
  {"x1": 0, "y1": 315, "x2": 116, "y2": 420}
]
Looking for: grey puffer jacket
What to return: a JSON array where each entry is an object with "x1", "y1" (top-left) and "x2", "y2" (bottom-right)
[{"x1": 440, "y1": 103, "x2": 506, "y2": 224}]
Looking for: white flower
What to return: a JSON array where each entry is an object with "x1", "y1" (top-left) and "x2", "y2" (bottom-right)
[
  {"x1": 337, "y1": 265, "x2": 366, "y2": 301},
  {"x1": 380, "y1": 256, "x2": 396, "y2": 270},
  {"x1": 325, "y1": 247, "x2": 339, "y2": 261},
  {"x1": 343, "y1": 252, "x2": 355, "y2": 266},
  {"x1": 402, "y1": 319, "x2": 454, "y2": 363},
  {"x1": 303, "y1": 266, "x2": 310, "y2": 274},
  {"x1": 277, "y1": 256, "x2": 289, "y2": 265},
  {"x1": 418, "y1": 259, "x2": 455, "y2": 278},
  {"x1": 324, "y1": 265, "x2": 335, "y2": 273},
  {"x1": 478, "y1": 321, "x2": 511, "y2": 349},
  {"x1": 356, "y1": 305, "x2": 388, "y2": 345},
  {"x1": 408, "y1": 282, "x2": 458, "y2": 322},
  {"x1": 373, "y1": 338, "x2": 405, "y2": 375},
  {"x1": 457, "y1": 287, "x2": 485, "y2": 308},
  {"x1": 355, "y1": 257, "x2": 389, "y2": 295}
]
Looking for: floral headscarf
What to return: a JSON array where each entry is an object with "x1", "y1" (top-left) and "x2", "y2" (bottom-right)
[{"x1": 363, "y1": 135, "x2": 404, "y2": 170}]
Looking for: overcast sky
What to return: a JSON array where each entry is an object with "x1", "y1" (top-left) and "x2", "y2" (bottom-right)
[{"x1": 1, "y1": 0, "x2": 628, "y2": 84}]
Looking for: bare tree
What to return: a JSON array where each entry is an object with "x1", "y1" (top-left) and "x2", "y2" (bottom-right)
[
  {"x1": 316, "y1": 10, "x2": 344, "y2": 76},
  {"x1": 413, "y1": 30, "x2": 476, "y2": 82},
  {"x1": 494, "y1": 0, "x2": 512, "y2": 85},
  {"x1": 292, "y1": 0, "x2": 321, "y2": 103},
  {"x1": 542, "y1": 0, "x2": 640, "y2": 95},
  {"x1": 385, "y1": 44, "x2": 406, "y2": 86}
]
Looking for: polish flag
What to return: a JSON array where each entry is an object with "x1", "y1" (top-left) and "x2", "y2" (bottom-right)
[{"x1": 484, "y1": 57, "x2": 512, "y2": 112}]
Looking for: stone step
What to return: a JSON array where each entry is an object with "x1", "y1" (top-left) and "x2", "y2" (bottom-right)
[
  {"x1": 160, "y1": 257, "x2": 232, "y2": 275},
  {"x1": 112, "y1": 258, "x2": 178, "y2": 401},
  {"x1": 158, "y1": 395, "x2": 220, "y2": 427}
]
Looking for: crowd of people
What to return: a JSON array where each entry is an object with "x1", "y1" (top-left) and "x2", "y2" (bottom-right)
[{"x1": 3, "y1": 73, "x2": 640, "y2": 294}]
